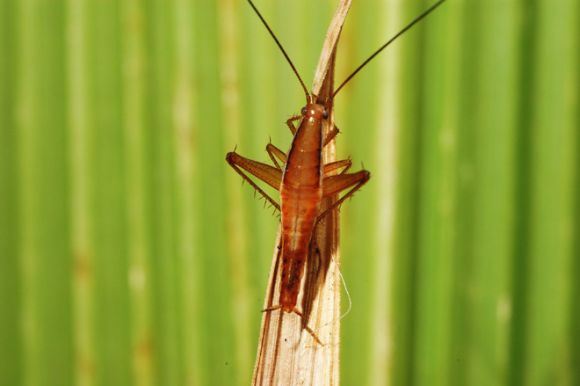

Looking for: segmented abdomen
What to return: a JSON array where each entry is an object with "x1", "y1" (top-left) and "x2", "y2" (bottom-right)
[{"x1": 279, "y1": 116, "x2": 323, "y2": 312}]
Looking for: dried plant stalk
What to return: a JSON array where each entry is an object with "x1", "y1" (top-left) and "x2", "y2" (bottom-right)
[{"x1": 251, "y1": 1, "x2": 352, "y2": 385}]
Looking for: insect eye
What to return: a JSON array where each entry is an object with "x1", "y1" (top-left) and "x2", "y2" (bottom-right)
[
  {"x1": 322, "y1": 110, "x2": 329, "y2": 119},
  {"x1": 301, "y1": 107, "x2": 307, "y2": 115}
]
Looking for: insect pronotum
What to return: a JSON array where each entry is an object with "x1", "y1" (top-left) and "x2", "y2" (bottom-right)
[{"x1": 226, "y1": 0, "x2": 446, "y2": 342}]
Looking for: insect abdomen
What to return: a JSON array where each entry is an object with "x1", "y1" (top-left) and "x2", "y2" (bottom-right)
[{"x1": 278, "y1": 113, "x2": 324, "y2": 312}]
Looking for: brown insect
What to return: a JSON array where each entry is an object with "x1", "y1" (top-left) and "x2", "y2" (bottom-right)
[{"x1": 227, "y1": 0, "x2": 446, "y2": 340}]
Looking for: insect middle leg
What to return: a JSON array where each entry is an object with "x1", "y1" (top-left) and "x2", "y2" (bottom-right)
[
  {"x1": 317, "y1": 169, "x2": 371, "y2": 221},
  {"x1": 323, "y1": 124, "x2": 340, "y2": 146},
  {"x1": 267, "y1": 143, "x2": 352, "y2": 176},
  {"x1": 266, "y1": 143, "x2": 287, "y2": 170},
  {"x1": 324, "y1": 159, "x2": 352, "y2": 175}
]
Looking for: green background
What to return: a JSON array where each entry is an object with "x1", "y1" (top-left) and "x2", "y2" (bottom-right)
[{"x1": 0, "y1": 0, "x2": 578, "y2": 385}]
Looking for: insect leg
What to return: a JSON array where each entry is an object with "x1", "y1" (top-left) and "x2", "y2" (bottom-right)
[
  {"x1": 226, "y1": 151, "x2": 282, "y2": 211},
  {"x1": 323, "y1": 158, "x2": 351, "y2": 175},
  {"x1": 286, "y1": 114, "x2": 301, "y2": 134},
  {"x1": 317, "y1": 170, "x2": 371, "y2": 221},
  {"x1": 291, "y1": 308, "x2": 323, "y2": 345},
  {"x1": 323, "y1": 124, "x2": 340, "y2": 146},
  {"x1": 261, "y1": 306, "x2": 323, "y2": 345},
  {"x1": 266, "y1": 143, "x2": 287, "y2": 170}
]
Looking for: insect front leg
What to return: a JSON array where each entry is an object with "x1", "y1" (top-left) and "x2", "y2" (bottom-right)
[
  {"x1": 226, "y1": 151, "x2": 282, "y2": 211},
  {"x1": 286, "y1": 114, "x2": 301, "y2": 134}
]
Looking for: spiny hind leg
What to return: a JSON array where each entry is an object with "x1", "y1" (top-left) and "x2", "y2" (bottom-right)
[
  {"x1": 317, "y1": 169, "x2": 371, "y2": 221},
  {"x1": 261, "y1": 305, "x2": 323, "y2": 345},
  {"x1": 226, "y1": 151, "x2": 282, "y2": 211}
]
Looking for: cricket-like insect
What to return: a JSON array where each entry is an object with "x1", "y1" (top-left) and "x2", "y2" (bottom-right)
[{"x1": 227, "y1": 0, "x2": 446, "y2": 339}]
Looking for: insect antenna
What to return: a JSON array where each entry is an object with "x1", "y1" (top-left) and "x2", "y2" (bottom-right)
[
  {"x1": 247, "y1": 0, "x2": 310, "y2": 99},
  {"x1": 333, "y1": 0, "x2": 447, "y2": 98}
]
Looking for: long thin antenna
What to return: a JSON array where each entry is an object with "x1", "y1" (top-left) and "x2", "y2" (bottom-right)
[
  {"x1": 247, "y1": 0, "x2": 310, "y2": 99},
  {"x1": 333, "y1": 0, "x2": 447, "y2": 98}
]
